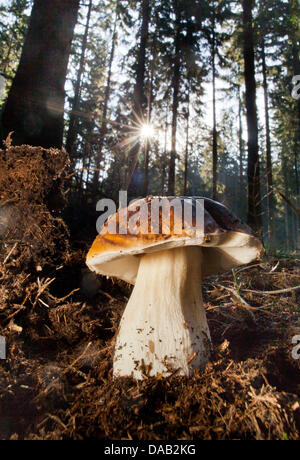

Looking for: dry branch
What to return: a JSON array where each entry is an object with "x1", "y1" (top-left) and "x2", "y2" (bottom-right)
[{"x1": 242, "y1": 285, "x2": 300, "y2": 295}]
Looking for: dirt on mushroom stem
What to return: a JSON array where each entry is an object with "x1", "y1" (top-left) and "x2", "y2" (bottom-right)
[{"x1": 0, "y1": 141, "x2": 300, "y2": 440}]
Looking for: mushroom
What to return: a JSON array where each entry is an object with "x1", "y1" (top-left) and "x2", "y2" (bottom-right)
[{"x1": 86, "y1": 196, "x2": 263, "y2": 379}]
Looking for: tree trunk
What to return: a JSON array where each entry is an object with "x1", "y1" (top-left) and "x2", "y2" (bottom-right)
[
  {"x1": 142, "y1": 23, "x2": 157, "y2": 197},
  {"x1": 292, "y1": 41, "x2": 300, "y2": 132},
  {"x1": 126, "y1": 0, "x2": 151, "y2": 192},
  {"x1": 262, "y1": 39, "x2": 276, "y2": 247},
  {"x1": 289, "y1": 0, "x2": 300, "y2": 131},
  {"x1": 238, "y1": 87, "x2": 244, "y2": 197},
  {"x1": 65, "y1": 0, "x2": 93, "y2": 160},
  {"x1": 161, "y1": 111, "x2": 169, "y2": 195},
  {"x1": 183, "y1": 84, "x2": 190, "y2": 196},
  {"x1": 283, "y1": 160, "x2": 291, "y2": 252},
  {"x1": 2, "y1": 0, "x2": 80, "y2": 148},
  {"x1": 168, "y1": 3, "x2": 181, "y2": 196},
  {"x1": 242, "y1": 0, "x2": 262, "y2": 235},
  {"x1": 287, "y1": 0, "x2": 300, "y2": 250},
  {"x1": 293, "y1": 140, "x2": 300, "y2": 251},
  {"x1": 92, "y1": 5, "x2": 119, "y2": 194},
  {"x1": 212, "y1": 13, "x2": 218, "y2": 201},
  {"x1": 161, "y1": 159, "x2": 166, "y2": 195}
]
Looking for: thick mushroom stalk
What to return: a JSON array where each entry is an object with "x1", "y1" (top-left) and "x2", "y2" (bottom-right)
[{"x1": 113, "y1": 246, "x2": 211, "y2": 379}]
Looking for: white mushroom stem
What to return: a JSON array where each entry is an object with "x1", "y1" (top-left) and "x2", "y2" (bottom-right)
[{"x1": 113, "y1": 246, "x2": 211, "y2": 379}]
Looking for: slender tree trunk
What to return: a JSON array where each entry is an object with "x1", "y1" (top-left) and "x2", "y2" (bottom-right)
[
  {"x1": 289, "y1": 0, "x2": 300, "y2": 249},
  {"x1": 262, "y1": 39, "x2": 276, "y2": 247},
  {"x1": 212, "y1": 13, "x2": 218, "y2": 201},
  {"x1": 168, "y1": 4, "x2": 181, "y2": 196},
  {"x1": 126, "y1": 0, "x2": 151, "y2": 191},
  {"x1": 292, "y1": 42, "x2": 300, "y2": 132},
  {"x1": 293, "y1": 139, "x2": 300, "y2": 251},
  {"x1": 142, "y1": 141, "x2": 150, "y2": 196},
  {"x1": 2, "y1": 0, "x2": 80, "y2": 148},
  {"x1": 290, "y1": 31, "x2": 300, "y2": 244},
  {"x1": 142, "y1": 24, "x2": 157, "y2": 197},
  {"x1": 294, "y1": 141, "x2": 299, "y2": 196},
  {"x1": 292, "y1": 211, "x2": 298, "y2": 250},
  {"x1": 92, "y1": 5, "x2": 119, "y2": 194},
  {"x1": 183, "y1": 85, "x2": 190, "y2": 196},
  {"x1": 242, "y1": 0, "x2": 262, "y2": 235},
  {"x1": 65, "y1": 0, "x2": 92, "y2": 160},
  {"x1": 238, "y1": 87, "x2": 244, "y2": 197},
  {"x1": 289, "y1": 0, "x2": 300, "y2": 131},
  {"x1": 285, "y1": 207, "x2": 290, "y2": 252},
  {"x1": 284, "y1": 163, "x2": 291, "y2": 252},
  {"x1": 161, "y1": 160, "x2": 166, "y2": 195},
  {"x1": 161, "y1": 110, "x2": 169, "y2": 195}
]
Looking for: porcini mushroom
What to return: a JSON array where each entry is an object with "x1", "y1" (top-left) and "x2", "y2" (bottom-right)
[{"x1": 86, "y1": 196, "x2": 263, "y2": 379}]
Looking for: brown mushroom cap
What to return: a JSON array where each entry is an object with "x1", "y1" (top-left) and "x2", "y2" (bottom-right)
[{"x1": 86, "y1": 196, "x2": 264, "y2": 284}]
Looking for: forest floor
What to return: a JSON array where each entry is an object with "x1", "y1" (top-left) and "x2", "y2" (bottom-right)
[{"x1": 0, "y1": 142, "x2": 300, "y2": 440}]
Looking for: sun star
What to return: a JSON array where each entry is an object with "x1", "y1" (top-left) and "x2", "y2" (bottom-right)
[{"x1": 140, "y1": 123, "x2": 155, "y2": 139}]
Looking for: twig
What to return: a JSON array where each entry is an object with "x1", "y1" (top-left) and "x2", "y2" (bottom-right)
[
  {"x1": 219, "y1": 285, "x2": 273, "y2": 317},
  {"x1": 219, "y1": 284, "x2": 251, "y2": 308},
  {"x1": 222, "y1": 324, "x2": 232, "y2": 337},
  {"x1": 242, "y1": 285, "x2": 300, "y2": 295},
  {"x1": 207, "y1": 303, "x2": 230, "y2": 311},
  {"x1": 38, "y1": 298, "x2": 50, "y2": 308},
  {"x1": 5, "y1": 306, "x2": 25, "y2": 322},
  {"x1": 48, "y1": 288, "x2": 80, "y2": 303},
  {"x1": 187, "y1": 352, "x2": 197, "y2": 365},
  {"x1": 235, "y1": 263, "x2": 267, "y2": 274},
  {"x1": 45, "y1": 414, "x2": 67, "y2": 431},
  {"x1": 33, "y1": 278, "x2": 55, "y2": 308},
  {"x1": 269, "y1": 261, "x2": 280, "y2": 273},
  {"x1": 63, "y1": 342, "x2": 93, "y2": 375},
  {"x1": 98, "y1": 289, "x2": 116, "y2": 303},
  {"x1": 4, "y1": 291, "x2": 31, "y2": 323},
  {"x1": 3, "y1": 242, "x2": 18, "y2": 264}
]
